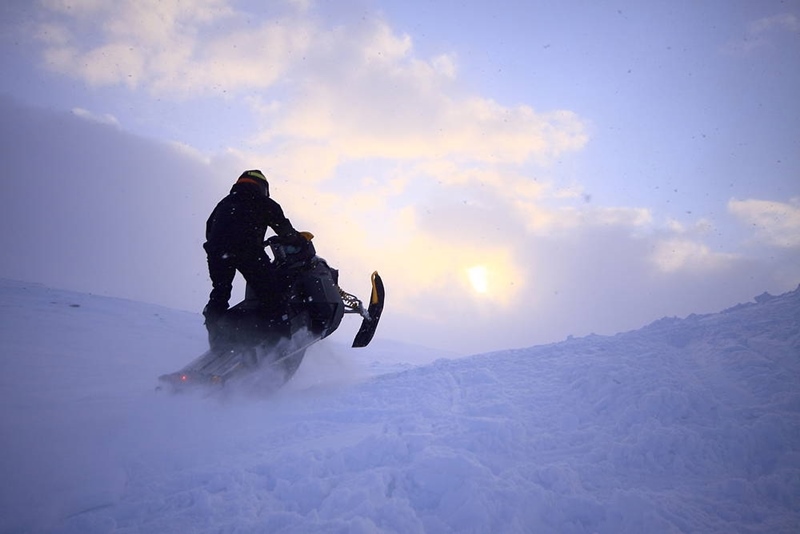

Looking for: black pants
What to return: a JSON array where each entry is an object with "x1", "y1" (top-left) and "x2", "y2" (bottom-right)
[{"x1": 205, "y1": 246, "x2": 284, "y2": 313}]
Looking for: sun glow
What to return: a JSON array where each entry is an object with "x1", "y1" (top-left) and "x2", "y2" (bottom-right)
[{"x1": 467, "y1": 265, "x2": 489, "y2": 294}]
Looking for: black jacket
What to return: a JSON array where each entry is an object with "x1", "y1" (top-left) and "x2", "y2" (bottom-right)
[{"x1": 204, "y1": 182, "x2": 296, "y2": 255}]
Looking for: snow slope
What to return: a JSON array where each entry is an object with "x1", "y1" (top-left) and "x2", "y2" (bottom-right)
[{"x1": 1, "y1": 278, "x2": 799, "y2": 533}]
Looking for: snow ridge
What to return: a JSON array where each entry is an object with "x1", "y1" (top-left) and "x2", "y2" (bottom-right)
[{"x1": 1, "y1": 279, "x2": 798, "y2": 533}]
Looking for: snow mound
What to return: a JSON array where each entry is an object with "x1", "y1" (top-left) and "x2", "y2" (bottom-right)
[{"x1": 1, "y1": 279, "x2": 799, "y2": 533}]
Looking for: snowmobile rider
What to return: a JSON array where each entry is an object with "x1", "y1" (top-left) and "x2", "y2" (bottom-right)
[{"x1": 203, "y1": 170, "x2": 302, "y2": 339}]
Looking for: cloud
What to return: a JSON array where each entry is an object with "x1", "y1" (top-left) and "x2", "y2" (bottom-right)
[
  {"x1": 37, "y1": 0, "x2": 308, "y2": 97},
  {"x1": 11, "y1": 3, "x2": 800, "y2": 353},
  {"x1": 34, "y1": 1, "x2": 588, "y2": 168},
  {"x1": 748, "y1": 13, "x2": 800, "y2": 35},
  {"x1": 650, "y1": 238, "x2": 739, "y2": 273},
  {"x1": 72, "y1": 107, "x2": 120, "y2": 127},
  {"x1": 257, "y1": 17, "x2": 588, "y2": 164},
  {"x1": 724, "y1": 13, "x2": 800, "y2": 55},
  {"x1": 521, "y1": 205, "x2": 653, "y2": 235},
  {"x1": 728, "y1": 197, "x2": 800, "y2": 248}
]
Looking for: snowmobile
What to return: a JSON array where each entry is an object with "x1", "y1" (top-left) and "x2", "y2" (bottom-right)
[{"x1": 158, "y1": 233, "x2": 384, "y2": 392}]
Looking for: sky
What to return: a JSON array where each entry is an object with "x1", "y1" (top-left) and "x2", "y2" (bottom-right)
[{"x1": 0, "y1": 0, "x2": 799, "y2": 354}]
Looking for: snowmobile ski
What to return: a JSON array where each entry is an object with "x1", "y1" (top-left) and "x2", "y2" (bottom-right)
[{"x1": 351, "y1": 271, "x2": 385, "y2": 348}]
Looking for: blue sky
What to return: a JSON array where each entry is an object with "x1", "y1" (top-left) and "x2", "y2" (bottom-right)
[{"x1": 1, "y1": 0, "x2": 798, "y2": 353}]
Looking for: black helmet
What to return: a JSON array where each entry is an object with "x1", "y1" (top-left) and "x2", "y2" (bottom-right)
[{"x1": 237, "y1": 169, "x2": 269, "y2": 196}]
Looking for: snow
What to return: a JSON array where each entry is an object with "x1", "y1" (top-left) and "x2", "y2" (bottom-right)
[{"x1": 1, "y1": 278, "x2": 799, "y2": 533}]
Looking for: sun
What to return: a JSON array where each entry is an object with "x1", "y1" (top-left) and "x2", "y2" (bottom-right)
[{"x1": 467, "y1": 265, "x2": 489, "y2": 294}]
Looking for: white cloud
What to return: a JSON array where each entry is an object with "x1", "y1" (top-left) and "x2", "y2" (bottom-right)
[
  {"x1": 724, "y1": 13, "x2": 800, "y2": 55},
  {"x1": 665, "y1": 217, "x2": 714, "y2": 235},
  {"x1": 431, "y1": 54, "x2": 457, "y2": 79},
  {"x1": 42, "y1": 0, "x2": 233, "y2": 37},
  {"x1": 263, "y1": 88, "x2": 587, "y2": 165},
  {"x1": 516, "y1": 203, "x2": 653, "y2": 235},
  {"x1": 361, "y1": 20, "x2": 413, "y2": 63},
  {"x1": 80, "y1": 43, "x2": 146, "y2": 88},
  {"x1": 729, "y1": 198, "x2": 800, "y2": 248},
  {"x1": 748, "y1": 13, "x2": 800, "y2": 35},
  {"x1": 41, "y1": 0, "x2": 108, "y2": 17},
  {"x1": 650, "y1": 238, "x2": 738, "y2": 273},
  {"x1": 37, "y1": 0, "x2": 306, "y2": 97},
  {"x1": 35, "y1": 2, "x2": 587, "y2": 165},
  {"x1": 168, "y1": 141, "x2": 212, "y2": 165},
  {"x1": 71, "y1": 107, "x2": 120, "y2": 127}
]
